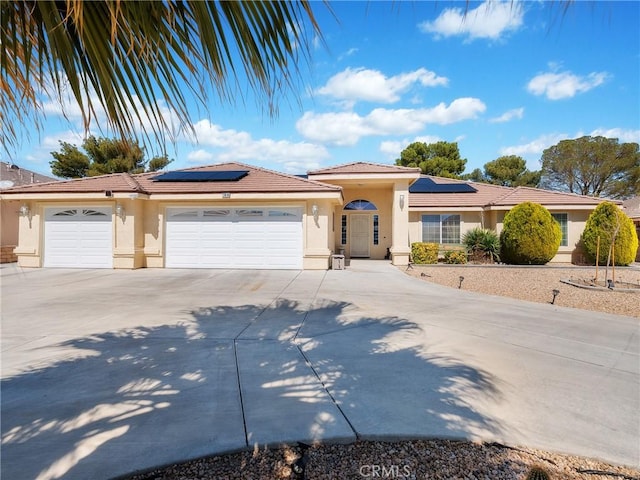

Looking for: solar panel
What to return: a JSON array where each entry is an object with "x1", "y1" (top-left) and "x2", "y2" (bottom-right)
[
  {"x1": 152, "y1": 170, "x2": 249, "y2": 182},
  {"x1": 409, "y1": 177, "x2": 477, "y2": 193}
]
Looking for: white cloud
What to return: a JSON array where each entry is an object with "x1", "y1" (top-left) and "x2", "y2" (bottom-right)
[
  {"x1": 316, "y1": 67, "x2": 448, "y2": 105},
  {"x1": 419, "y1": 1, "x2": 524, "y2": 41},
  {"x1": 186, "y1": 149, "x2": 215, "y2": 163},
  {"x1": 527, "y1": 70, "x2": 609, "y2": 100},
  {"x1": 296, "y1": 98, "x2": 486, "y2": 146},
  {"x1": 588, "y1": 128, "x2": 640, "y2": 144},
  {"x1": 185, "y1": 119, "x2": 329, "y2": 173},
  {"x1": 379, "y1": 136, "x2": 442, "y2": 158},
  {"x1": 489, "y1": 107, "x2": 524, "y2": 123},
  {"x1": 500, "y1": 133, "x2": 570, "y2": 158}
]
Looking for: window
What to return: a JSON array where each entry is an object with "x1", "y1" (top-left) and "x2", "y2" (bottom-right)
[
  {"x1": 421, "y1": 214, "x2": 461, "y2": 244},
  {"x1": 341, "y1": 215, "x2": 347, "y2": 244},
  {"x1": 552, "y1": 213, "x2": 568, "y2": 247},
  {"x1": 203, "y1": 209, "x2": 230, "y2": 217},
  {"x1": 373, "y1": 215, "x2": 379, "y2": 245},
  {"x1": 344, "y1": 199, "x2": 377, "y2": 211}
]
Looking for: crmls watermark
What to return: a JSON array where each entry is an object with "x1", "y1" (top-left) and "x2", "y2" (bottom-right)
[{"x1": 359, "y1": 464, "x2": 412, "y2": 478}]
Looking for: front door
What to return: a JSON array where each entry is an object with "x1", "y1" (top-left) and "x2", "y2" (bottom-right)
[{"x1": 350, "y1": 214, "x2": 370, "y2": 257}]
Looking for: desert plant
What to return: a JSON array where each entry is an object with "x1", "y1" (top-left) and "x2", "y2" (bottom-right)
[
  {"x1": 444, "y1": 250, "x2": 467, "y2": 264},
  {"x1": 500, "y1": 202, "x2": 562, "y2": 265},
  {"x1": 462, "y1": 227, "x2": 500, "y2": 263},
  {"x1": 525, "y1": 465, "x2": 551, "y2": 480},
  {"x1": 411, "y1": 242, "x2": 438, "y2": 264},
  {"x1": 581, "y1": 201, "x2": 638, "y2": 266}
]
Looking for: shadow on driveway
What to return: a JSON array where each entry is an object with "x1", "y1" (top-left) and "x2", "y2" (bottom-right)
[{"x1": 2, "y1": 299, "x2": 503, "y2": 480}]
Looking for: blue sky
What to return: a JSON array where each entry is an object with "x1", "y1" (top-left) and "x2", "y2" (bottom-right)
[{"x1": 9, "y1": 1, "x2": 640, "y2": 177}]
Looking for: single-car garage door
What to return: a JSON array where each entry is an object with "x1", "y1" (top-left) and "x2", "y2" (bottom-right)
[
  {"x1": 165, "y1": 207, "x2": 302, "y2": 269},
  {"x1": 44, "y1": 207, "x2": 113, "y2": 268}
]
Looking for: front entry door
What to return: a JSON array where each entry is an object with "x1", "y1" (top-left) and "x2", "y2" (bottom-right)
[{"x1": 350, "y1": 214, "x2": 370, "y2": 257}]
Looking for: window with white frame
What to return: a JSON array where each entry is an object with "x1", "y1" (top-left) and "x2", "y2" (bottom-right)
[
  {"x1": 551, "y1": 213, "x2": 568, "y2": 247},
  {"x1": 421, "y1": 214, "x2": 461, "y2": 244}
]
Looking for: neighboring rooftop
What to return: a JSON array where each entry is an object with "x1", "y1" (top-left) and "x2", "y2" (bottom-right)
[{"x1": 0, "y1": 162, "x2": 58, "y2": 189}]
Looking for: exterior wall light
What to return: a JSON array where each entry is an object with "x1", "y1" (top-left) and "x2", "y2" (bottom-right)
[
  {"x1": 115, "y1": 203, "x2": 126, "y2": 222},
  {"x1": 399, "y1": 194, "x2": 405, "y2": 210},
  {"x1": 19, "y1": 204, "x2": 31, "y2": 219},
  {"x1": 311, "y1": 204, "x2": 319, "y2": 221}
]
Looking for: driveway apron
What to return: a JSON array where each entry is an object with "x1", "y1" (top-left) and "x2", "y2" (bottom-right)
[{"x1": 1, "y1": 261, "x2": 638, "y2": 479}]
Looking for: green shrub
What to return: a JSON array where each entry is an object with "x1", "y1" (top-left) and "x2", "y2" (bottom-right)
[
  {"x1": 581, "y1": 201, "x2": 638, "y2": 266},
  {"x1": 462, "y1": 227, "x2": 500, "y2": 263},
  {"x1": 411, "y1": 242, "x2": 438, "y2": 264},
  {"x1": 500, "y1": 202, "x2": 561, "y2": 265},
  {"x1": 444, "y1": 250, "x2": 467, "y2": 264}
]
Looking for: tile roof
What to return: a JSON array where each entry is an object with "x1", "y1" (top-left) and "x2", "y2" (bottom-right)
[
  {"x1": 308, "y1": 162, "x2": 421, "y2": 175},
  {"x1": 0, "y1": 162, "x2": 57, "y2": 188},
  {"x1": 410, "y1": 177, "x2": 512, "y2": 208},
  {"x1": 409, "y1": 176, "x2": 611, "y2": 208},
  {"x1": 136, "y1": 162, "x2": 341, "y2": 194},
  {"x1": 0, "y1": 162, "x2": 341, "y2": 195}
]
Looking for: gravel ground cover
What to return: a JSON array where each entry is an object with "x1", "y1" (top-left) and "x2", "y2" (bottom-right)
[
  {"x1": 125, "y1": 440, "x2": 639, "y2": 480},
  {"x1": 122, "y1": 264, "x2": 639, "y2": 480},
  {"x1": 404, "y1": 264, "x2": 640, "y2": 318}
]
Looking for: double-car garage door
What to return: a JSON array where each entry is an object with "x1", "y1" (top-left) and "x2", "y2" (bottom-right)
[
  {"x1": 165, "y1": 207, "x2": 302, "y2": 269},
  {"x1": 43, "y1": 206, "x2": 303, "y2": 269}
]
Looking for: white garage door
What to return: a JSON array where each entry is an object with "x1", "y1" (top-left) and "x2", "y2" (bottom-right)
[
  {"x1": 44, "y1": 207, "x2": 113, "y2": 268},
  {"x1": 165, "y1": 207, "x2": 302, "y2": 269}
]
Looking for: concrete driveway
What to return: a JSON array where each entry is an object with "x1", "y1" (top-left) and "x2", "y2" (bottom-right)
[{"x1": 1, "y1": 261, "x2": 638, "y2": 479}]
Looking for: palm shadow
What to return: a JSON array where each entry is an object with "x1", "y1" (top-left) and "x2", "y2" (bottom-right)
[{"x1": 2, "y1": 298, "x2": 505, "y2": 480}]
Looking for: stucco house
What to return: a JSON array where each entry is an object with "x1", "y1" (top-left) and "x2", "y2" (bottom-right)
[
  {"x1": 0, "y1": 161, "x2": 612, "y2": 269},
  {"x1": 0, "y1": 162, "x2": 58, "y2": 263}
]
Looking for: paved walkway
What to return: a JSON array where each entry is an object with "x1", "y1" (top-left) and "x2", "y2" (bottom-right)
[{"x1": 1, "y1": 261, "x2": 638, "y2": 479}]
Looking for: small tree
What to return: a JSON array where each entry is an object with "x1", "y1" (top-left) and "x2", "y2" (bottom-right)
[
  {"x1": 395, "y1": 141, "x2": 467, "y2": 178},
  {"x1": 581, "y1": 202, "x2": 638, "y2": 266},
  {"x1": 50, "y1": 136, "x2": 173, "y2": 178},
  {"x1": 500, "y1": 202, "x2": 562, "y2": 265}
]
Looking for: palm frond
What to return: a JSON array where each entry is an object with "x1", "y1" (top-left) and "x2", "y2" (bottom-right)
[{"x1": 1, "y1": 0, "x2": 328, "y2": 155}]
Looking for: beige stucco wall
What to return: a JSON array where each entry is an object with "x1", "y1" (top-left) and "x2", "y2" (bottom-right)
[{"x1": 1, "y1": 200, "x2": 20, "y2": 262}]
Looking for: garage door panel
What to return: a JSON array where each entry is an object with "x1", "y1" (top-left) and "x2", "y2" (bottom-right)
[
  {"x1": 165, "y1": 207, "x2": 302, "y2": 269},
  {"x1": 44, "y1": 208, "x2": 113, "y2": 268}
]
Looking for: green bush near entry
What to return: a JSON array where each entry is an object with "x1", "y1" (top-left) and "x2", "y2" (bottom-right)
[
  {"x1": 462, "y1": 227, "x2": 501, "y2": 263},
  {"x1": 500, "y1": 202, "x2": 561, "y2": 265},
  {"x1": 411, "y1": 242, "x2": 438, "y2": 264}
]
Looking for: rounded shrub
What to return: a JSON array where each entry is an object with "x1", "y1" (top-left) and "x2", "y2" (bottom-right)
[
  {"x1": 500, "y1": 202, "x2": 561, "y2": 265},
  {"x1": 581, "y1": 201, "x2": 638, "y2": 266}
]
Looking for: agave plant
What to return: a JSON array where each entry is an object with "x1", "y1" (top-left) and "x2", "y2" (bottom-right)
[{"x1": 462, "y1": 227, "x2": 501, "y2": 263}]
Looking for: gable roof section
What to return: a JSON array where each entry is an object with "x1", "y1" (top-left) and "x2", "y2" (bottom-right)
[
  {"x1": 0, "y1": 162, "x2": 340, "y2": 195},
  {"x1": 136, "y1": 162, "x2": 340, "y2": 194},
  {"x1": 409, "y1": 175, "x2": 612, "y2": 209},
  {"x1": 490, "y1": 186, "x2": 609, "y2": 207},
  {"x1": 308, "y1": 162, "x2": 420, "y2": 175}
]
